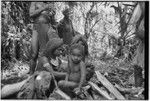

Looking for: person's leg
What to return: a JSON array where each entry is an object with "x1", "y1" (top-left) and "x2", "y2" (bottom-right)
[
  {"x1": 29, "y1": 29, "x2": 39, "y2": 75},
  {"x1": 53, "y1": 72, "x2": 67, "y2": 80},
  {"x1": 58, "y1": 80, "x2": 78, "y2": 98},
  {"x1": 58, "y1": 80, "x2": 78, "y2": 88}
]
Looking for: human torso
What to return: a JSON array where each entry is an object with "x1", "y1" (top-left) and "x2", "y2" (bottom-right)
[{"x1": 68, "y1": 62, "x2": 81, "y2": 83}]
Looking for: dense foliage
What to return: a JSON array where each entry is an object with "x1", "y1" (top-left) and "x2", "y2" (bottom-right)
[{"x1": 1, "y1": 1, "x2": 145, "y2": 100}]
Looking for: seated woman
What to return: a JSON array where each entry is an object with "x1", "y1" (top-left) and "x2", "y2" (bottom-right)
[
  {"x1": 17, "y1": 38, "x2": 67, "y2": 99},
  {"x1": 36, "y1": 38, "x2": 67, "y2": 80}
]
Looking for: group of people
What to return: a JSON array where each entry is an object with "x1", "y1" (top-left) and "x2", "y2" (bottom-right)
[{"x1": 17, "y1": 2, "x2": 94, "y2": 99}]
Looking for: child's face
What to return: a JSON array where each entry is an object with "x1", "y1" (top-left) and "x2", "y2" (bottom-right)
[{"x1": 70, "y1": 48, "x2": 83, "y2": 64}]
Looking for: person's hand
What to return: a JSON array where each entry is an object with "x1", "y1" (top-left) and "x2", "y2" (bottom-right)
[
  {"x1": 43, "y1": 63, "x2": 54, "y2": 74},
  {"x1": 73, "y1": 87, "x2": 81, "y2": 95}
]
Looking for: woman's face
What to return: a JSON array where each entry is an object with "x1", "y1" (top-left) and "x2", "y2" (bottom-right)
[
  {"x1": 37, "y1": 15, "x2": 50, "y2": 33},
  {"x1": 41, "y1": 24, "x2": 50, "y2": 33}
]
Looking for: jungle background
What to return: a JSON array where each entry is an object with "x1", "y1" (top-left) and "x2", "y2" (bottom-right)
[{"x1": 1, "y1": 1, "x2": 147, "y2": 100}]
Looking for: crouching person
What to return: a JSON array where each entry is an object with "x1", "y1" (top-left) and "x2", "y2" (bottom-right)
[
  {"x1": 17, "y1": 38, "x2": 67, "y2": 99},
  {"x1": 36, "y1": 38, "x2": 67, "y2": 80}
]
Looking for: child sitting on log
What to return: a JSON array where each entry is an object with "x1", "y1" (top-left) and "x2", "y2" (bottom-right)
[
  {"x1": 58, "y1": 44, "x2": 86, "y2": 98},
  {"x1": 71, "y1": 34, "x2": 88, "y2": 62},
  {"x1": 71, "y1": 34, "x2": 95, "y2": 82}
]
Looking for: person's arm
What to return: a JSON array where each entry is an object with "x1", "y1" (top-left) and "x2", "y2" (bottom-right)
[
  {"x1": 65, "y1": 56, "x2": 71, "y2": 81},
  {"x1": 65, "y1": 70, "x2": 69, "y2": 81},
  {"x1": 29, "y1": 2, "x2": 49, "y2": 18},
  {"x1": 78, "y1": 61, "x2": 86, "y2": 88},
  {"x1": 30, "y1": 30, "x2": 39, "y2": 74},
  {"x1": 73, "y1": 61, "x2": 86, "y2": 94},
  {"x1": 41, "y1": 56, "x2": 54, "y2": 74}
]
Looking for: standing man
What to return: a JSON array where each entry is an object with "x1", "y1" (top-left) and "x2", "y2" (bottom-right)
[{"x1": 29, "y1": 2, "x2": 57, "y2": 74}]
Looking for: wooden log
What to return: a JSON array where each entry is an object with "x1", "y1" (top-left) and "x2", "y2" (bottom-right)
[
  {"x1": 95, "y1": 71, "x2": 125, "y2": 100},
  {"x1": 83, "y1": 90, "x2": 93, "y2": 100},
  {"x1": 91, "y1": 90, "x2": 101, "y2": 100},
  {"x1": 79, "y1": 85, "x2": 93, "y2": 100},
  {"x1": 115, "y1": 83, "x2": 144, "y2": 94},
  {"x1": 82, "y1": 85, "x2": 90, "y2": 91},
  {"x1": 54, "y1": 88, "x2": 71, "y2": 100},
  {"x1": 1, "y1": 77, "x2": 30, "y2": 98},
  {"x1": 88, "y1": 81, "x2": 113, "y2": 100}
]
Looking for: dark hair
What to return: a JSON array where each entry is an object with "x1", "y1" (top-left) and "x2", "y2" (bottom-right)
[
  {"x1": 70, "y1": 44, "x2": 85, "y2": 56},
  {"x1": 62, "y1": 8, "x2": 70, "y2": 15},
  {"x1": 43, "y1": 38, "x2": 63, "y2": 59},
  {"x1": 35, "y1": 14, "x2": 51, "y2": 24}
]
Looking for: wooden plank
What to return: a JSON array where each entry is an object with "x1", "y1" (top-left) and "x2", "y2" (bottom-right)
[
  {"x1": 88, "y1": 81, "x2": 114, "y2": 100},
  {"x1": 55, "y1": 88, "x2": 71, "y2": 100},
  {"x1": 1, "y1": 77, "x2": 30, "y2": 98},
  {"x1": 95, "y1": 71, "x2": 125, "y2": 100},
  {"x1": 115, "y1": 83, "x2": 144, "y2": 94}
]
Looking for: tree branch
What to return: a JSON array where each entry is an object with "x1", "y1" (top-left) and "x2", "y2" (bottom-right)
[
  {"x1": 84, "y1": 2, "x2": 96, "y2": 39},
  {"x1": 89, "y1": 18, "x2": 101, "y2": 33},
  {"x1": 125, "y1": 33, "x2": 135, "y2": 39},
  {"x1": 123, "y1": 27, "x2": 133, "y2": 38}
]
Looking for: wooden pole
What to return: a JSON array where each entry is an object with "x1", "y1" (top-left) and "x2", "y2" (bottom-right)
[
  {"x1": 1, "y1": 77, "x2": 30, "y2": 98},
  {"x1": 88, "y1": 81, "x2": 113, "y2": 100},
  {"x1": 95, "y1": 71, "x2": 125, "y2": 100}
]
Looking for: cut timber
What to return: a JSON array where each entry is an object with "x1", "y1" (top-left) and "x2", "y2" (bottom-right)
[
  {"x1": 1, "y1": 76, "x2": 30, "y2": 98},
  {"x1": 83, "y1": 90, "x2": 93, "y2": 100},
  {"x1": 81, "y1": 85, "x2": 93, "y2": 100},
  {"x1": 88, "y1": 81, "x2": 113, "y2": 100},
  {"x1": 115, "y1": 84, "x2": 144, "y2": 94},
  {"x1": 95, "y1": 71, "x2": 125, "y2": 100},
  {"x1": 54, "y1": 88, "x2": 71, "y2": 100},
  {"x1": 82, "y1": 85, "x2": 90, "y2": 91}
]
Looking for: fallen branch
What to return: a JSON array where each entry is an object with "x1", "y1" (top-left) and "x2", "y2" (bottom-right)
[
  {"x1": 88, "y1": 81, "x2": 114, "y2": 100},
  {"x1": 95, "y1": 71, "x2": 125, "y2": 100},
  {"x1": 54, "y1": 88, "x2": 71, "y2": 100},
  {"x1": 82, "y1": 85, "x2": 91, "y2": 91},
  {"x1": 1, "y1": 76, "x2": 30, "y2": 98},
  {"x1": 115, "y1": 83, "x2": 144, "y2": 94},
  {"x1": 79, "y1": 85, "x2": 93, "y2": 100}
]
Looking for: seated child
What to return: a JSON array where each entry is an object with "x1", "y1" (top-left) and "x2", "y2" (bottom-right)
[
  {"x1": 58, "y1": 44, "x2": 86, "y2": 98},
  {"x1": 71, "y1": 34, "x2": 95, "y2": 81},
  {"x1": 71, "y1": 34, "x2": 88, "y2": 62}
]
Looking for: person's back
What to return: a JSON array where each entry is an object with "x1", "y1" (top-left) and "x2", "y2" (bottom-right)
[{"x1": 57, "y1": 8, "x2": 74, "y2": 45}]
